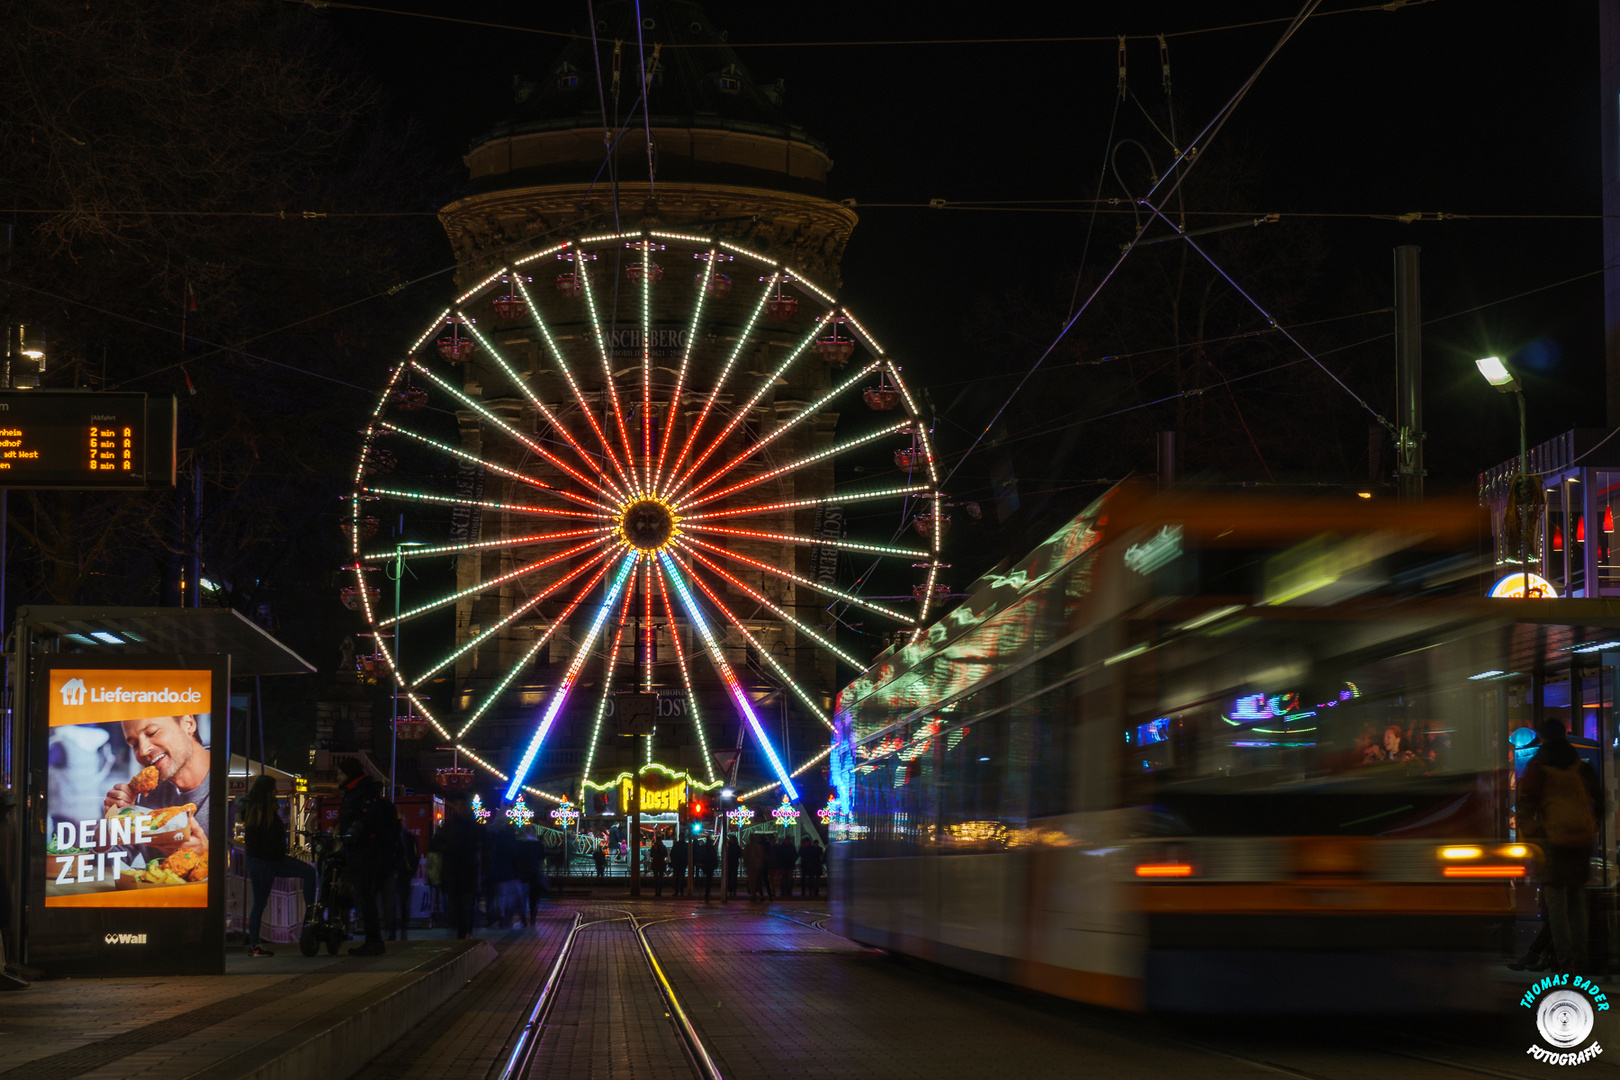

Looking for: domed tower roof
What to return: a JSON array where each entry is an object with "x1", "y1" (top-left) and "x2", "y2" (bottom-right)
[{"x1": 443, "y1": 0, "x2": 855, "y2": 286}]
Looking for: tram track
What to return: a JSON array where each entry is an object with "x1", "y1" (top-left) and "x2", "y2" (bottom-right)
[{"x1": 490, "y1": 905, "x2": 730, "y2": 1080}]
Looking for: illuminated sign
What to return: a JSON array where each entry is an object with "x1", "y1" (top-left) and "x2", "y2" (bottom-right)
[
  {"x1": 1489, "y1": 572, "x2": 1558, "y2": 599},
  {"x1": 470, "y1": 794, "x2": 491, "y2": 823},
  {"x1": 506, "y1": 795, "x2": 534, "y2": 827},
  {"x1": 771, "y1": 796, "x2": 799, "y2": 826},
  {"x1": 33, "y1": 655, "x2": 229, "y2": 976},
  {"x1": 550, "y1": 801, "x2": 580, "y2": 825},
  {"x1": 620, "y1": 774, "x2": 686, "y2": 813},
  {"x1": 0, "y1": 391, "x2": 176, "y2": 489}
]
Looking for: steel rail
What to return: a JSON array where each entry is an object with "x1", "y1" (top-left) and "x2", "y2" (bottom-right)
[
  {"x1": 489, "y1": 911, "x2": 585, "y2": 1080},
  {"x1": 633, "y1": 912, "x2": 726, "y2": 1080}
]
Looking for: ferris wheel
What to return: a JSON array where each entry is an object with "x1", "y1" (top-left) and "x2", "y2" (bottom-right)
[{"x1": 346, "y1": 230, "x2": 943, "y2": 809}]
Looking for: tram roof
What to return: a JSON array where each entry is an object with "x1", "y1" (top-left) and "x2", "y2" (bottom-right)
[{"x1": 836, "y1": 485, "x2": 1498, "y2": 721}]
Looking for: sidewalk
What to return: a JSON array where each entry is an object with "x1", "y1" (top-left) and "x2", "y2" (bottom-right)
[{"x1": 0, "y1": 934, "x2": 495, "y2": 1080}]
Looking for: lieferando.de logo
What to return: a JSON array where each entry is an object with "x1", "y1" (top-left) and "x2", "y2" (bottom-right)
[{"x1": 1522, "y1": 975, "x2": 1608, "y2": 1065}]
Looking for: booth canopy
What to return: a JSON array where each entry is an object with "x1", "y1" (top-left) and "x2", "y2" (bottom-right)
[{"x1": 15, "y1": 605, "x2": 314, "y2": 676}]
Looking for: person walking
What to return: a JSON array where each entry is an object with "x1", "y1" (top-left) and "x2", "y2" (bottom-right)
[
  {"x1": 1520, "y1": 719, "x2": 1603, "y2": 974},
  {"x1": 337, "y1": 757, "x2": 394, "y2": 956},
  {"x1": 430, "y1": 794, "x2": 481, "y2": 939},
  {"x1": 696, "y1": 835, "x2": 718, "y2": 902},
  {"x1": 592, "y1": 833, "x2": 608, "y2": 879},
  {"x1": 722, "y1": 834, "x2": 741, "y2": 901},
  {"x1": 392, "y1": 827, "x2": 420, "y2": 940},
  {"x1": 772, "y1": 833, "x2": 797, "y2": 900},
  {"x1": 799, "y1": 837, "x2": 823, "y2": 898},
  {"x1": 671, "y1": 834, "x2": 690, "y2": 897},
  {"x1": 650, "y1": 832, "x2": 667, "y2": 897},
  {"x1": 743, "y1": 833, "x2": 765, "y2": 900},
  {"x1": 240, "y1": 775, "x2": 316, "y2": 957},
  {"x1": 513, "y1": 826, "x2": 545, "y2": 927}
]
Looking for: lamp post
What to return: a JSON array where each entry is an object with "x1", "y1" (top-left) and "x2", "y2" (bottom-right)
[
  {"x1": 1476, "y1": 356, "x2": 1530, "y2": 599},
  {"x1": 390, "y1": 531, "x2": 425, "y2": 799}
]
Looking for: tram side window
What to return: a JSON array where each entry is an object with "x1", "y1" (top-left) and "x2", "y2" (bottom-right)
[{"x1": 1029, "y1": 661, "x2": 1074, "y2": 818}]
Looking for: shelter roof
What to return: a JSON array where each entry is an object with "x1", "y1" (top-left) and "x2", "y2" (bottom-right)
[{"x1": 15, "y1": 605, "x2": 314, "y2": 677}]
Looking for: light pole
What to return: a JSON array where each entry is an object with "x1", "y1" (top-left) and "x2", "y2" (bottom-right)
[
  {"x1": 389, "y1": 532, "x2": 425, "y2": 799},
  {"x1": 1476, "y1": 356, "x2": 1531, "y2": 598}
]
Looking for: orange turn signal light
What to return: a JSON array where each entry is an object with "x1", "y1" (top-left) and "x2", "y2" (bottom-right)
[
  {"x1": 1442, "y1": 865, "x2": 1525, "y2": 878},
  {"x1": 1135, "y1": 863, "x2": 1194, "y2": 878}
]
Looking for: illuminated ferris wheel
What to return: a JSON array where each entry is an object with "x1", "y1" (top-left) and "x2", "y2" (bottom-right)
[{"x1": 346, "y1": 230, "x2": 943, "y2": 809}]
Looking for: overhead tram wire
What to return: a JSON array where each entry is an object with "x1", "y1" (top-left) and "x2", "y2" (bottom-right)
[
  {"x1": 291, "y1": 0, "x2": 1436, "y2": 49},
  {"x1": 938, "y1": 0, "x2": 1324, "y2": 494}
]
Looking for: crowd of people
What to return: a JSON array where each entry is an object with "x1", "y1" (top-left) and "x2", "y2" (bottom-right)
[{"x1": 239, "y1": 764, "x2": 830, "y2": 955}]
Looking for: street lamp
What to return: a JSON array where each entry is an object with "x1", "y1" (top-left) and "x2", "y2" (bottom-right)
[{"x1": 1475, "y1": 356, "x2": 1531, "y2": 598}]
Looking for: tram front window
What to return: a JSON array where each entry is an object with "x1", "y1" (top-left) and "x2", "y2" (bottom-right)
[{"x1": 1137, "y1": 626, "x2": 1500, "y2": 838}]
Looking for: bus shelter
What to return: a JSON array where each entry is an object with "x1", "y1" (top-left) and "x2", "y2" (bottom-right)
[{"x1": 2, "y1": 605, "x2": 313, "y2": 976}]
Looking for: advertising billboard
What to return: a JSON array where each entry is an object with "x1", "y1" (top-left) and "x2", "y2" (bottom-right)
[{"x1": 30, "y1": 655, "x2": 228, "y2": 974}]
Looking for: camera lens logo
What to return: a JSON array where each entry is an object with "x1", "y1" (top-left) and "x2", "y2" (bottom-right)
[{"x1": 1540, "y1": 990, "x2": 1596, "y2": 1048}]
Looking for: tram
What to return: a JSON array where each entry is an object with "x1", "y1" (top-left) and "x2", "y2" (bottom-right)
[{"x1": 829, "y1": 485, "x2": 1620, "y2": 1012}]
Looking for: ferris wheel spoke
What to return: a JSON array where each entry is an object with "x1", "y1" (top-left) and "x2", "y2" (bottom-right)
[
  {"x1": 664, "y1": 312, "x2": 834, "y2": 503},
  {"x1": 512, "y1": 276, "x2": 636, "y2": 496},
  {"x1": 673, "y1": 420, "x2": 914, "y2": 513},
  {"x1": 413, "y1": 358, "x2": 623, "y2": 505},
  {"x1": 363, "y1": 486, "x2": 612, "y2": 522},
  {"x1": 679, "y1": 484, "x2": 931, "y2": 523},
  {"x1": 676, "y1": 535, "x2": 915, "y2": 625},
  {"x1": 505, "y1": 552, "x2": 640, "y2": 800},
  {"x1": 459, "y1": 552, "x2": 626, "y2": 738},
  {"x1": 651, "y1": 249, "x2": 719, "y2": 495},
  {"x1": 380, "y1": 422, "x2": 614, "y2": 513},
  {"x1": 412, "y1": 546, "x2": 621, "y2": 686},
  {"x1": 661, "y1": 271, "x2": 782, "y2": 495},
  {"x1": 657, "y1": 551, "x2": 797, "y2": 800},
  {"x1": 739, "y1": 746, "x2": 832, "y2": 802},
  {"x1": 577, "y1": 261, "x2": 641, "y2": 493},
  {"x1": 681, "y1": 547, "x2": 865, "y2": 668},
  {"x1": 882, "y1": 361, "x2": 941, "y2": 486},
  {"x1": 363, "y1": 525, "x2": 612, "y2": 564},
  {"x1": 581, "y1": 584, "x2": 636, "y2": 784},
  {"x1": 912, "y1": 560, "x2": 943, "y2": 639},
  {"x1": 678, "y1": 360, "x2": 880, "y2": 504},
  {"x1": 668, "y1": 552, "x2": 831, "y2": 731},
  {"x1": 640, "y1": 247, "x2": 653, "y2": 495},
  {"x1": 652, "y1": 562, "x2": 716, "y2": 783},
  {"x1": 683, "y1": 523, "x2": 928, "y2": 560},
  {"x1": 380, "y1": 536, "x2": 614, "y2": 629}
]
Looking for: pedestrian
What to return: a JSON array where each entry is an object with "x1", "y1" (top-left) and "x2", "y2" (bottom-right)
[
  {"x1": 755, "y1": 835, "x2": 777, "y2": 900},
  {"x1": 592, "y1": 834, "x2": 608, "y2": 878},
  {"x1": 696, "y1": 835, "x2": 718, "y2": 902},
  {"x1": 800, "y1": 836, "x2": 823, "y2": 898},
  {"x1": 489, "y1": 820, "x2": 525, "y2": 927},
  {"x1": 743, "y1": 833, "x2": 764, "y2": 900},
  {"x1": 240, "y1": 775, "x2": 316, "y2": 957},
  {"x1": 722, "y1": 833, "x2": 741, "y2": 901},
  {"x1": 513, "y1": 826, "x2": 544, "y2": 926},
  {"x1": 393, "y1": 826, "x2": 420, "y2": 940},
  {"x1": 1520, "y1": 719, "x2": 1603, "y2": 974},
  {"x1": 650, "y1": 832, "x2": 667, "y2": 897},
  {"x1": 430, "y1": 794, "x2": 481, "y2": 939},
  {"x1": 773, "y1": 833, "x2": 797, "y2": 900},
  {"x1": 671, "y1": 833, "x2": 690, "y2": 896},
  {"x1": 336, "y1": 757, "x2": 395, "y2": 956}
]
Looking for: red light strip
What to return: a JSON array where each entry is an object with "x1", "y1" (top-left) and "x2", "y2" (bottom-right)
[
  {"x1": 642, "y1": 248, "x2": 652, "y2": 495},
  {"x1": 642, "y1": 558, "x2": 653, "y2": 692},
  {"x1": 677, "y1": 535, "x2": 914, "y2": 623},
  {"x1": 581, "y1": 580, "x2": 638, "y2": 782},
  {"x1": 653, "y1": 561, "x2": 716, "y2": 781},
  {"x1": 362, "y1": 525, "x2": 610, "y2": 563},
  {"x1": 675, "y1": 421, "x2": 913, "y2": 512},
  {"x1": 380, "y1": 535, "x2": 613, "y2": 628},
  {"x1": 679, "y1": 485, "x2": 931, "y2": 523},
  {"x1": 412, "y1": 546, "x2": 620, "y2": 686},
  {"x1": 662, "y1": 272, "x2": 781, "y2": 494},
  {"x1": 652, "y1": 251, "x2": 717, "y2": 493},
  {"x1": 577, "y1": 263, "x2": 641, "y2": 493},
  {"x1": 1442, "y1": 865, "x2": 1525, "y2": 878},
  {"x1": 380, "y1": 422, "x2": 614, "y2": 513},
  {"x1": 683, "y1": 522, "x2": 927, "y2": 559},
  {"x1": 683, "y1": 547, "x2": 864, "y2": 667},
  {"x1": 510, "y1": 276, "x2": 635, "y2": 497},
  {"x1": 1134, "y1": 864, "x2": 1194, "y2": 878},
  {"x1": 664, "y1": 312, "x2": 833, "y2": 501},
  {"x1": 412, "y1": 360, "x2": 623, "y2": 504},
  {"x1": 677, "y1": 361, "x2": 880, "y2": 503},
  {"x1": 363, "y1": 487, "x2": 612, "y2": 521}
]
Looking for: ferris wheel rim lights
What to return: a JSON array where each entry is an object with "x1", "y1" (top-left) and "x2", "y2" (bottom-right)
[{"x1": 353, "y1": 230, "x2": 940, "y2": 800}]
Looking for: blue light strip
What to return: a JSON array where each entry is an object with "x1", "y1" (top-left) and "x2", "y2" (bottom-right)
[
  {"x1": 658, "y1": 551, "x2": 799, "y2": 800},
  {"x1": 505, "y1": 552, "x2": 638, "y2": 800}
]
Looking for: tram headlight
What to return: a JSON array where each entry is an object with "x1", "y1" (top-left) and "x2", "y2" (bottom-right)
[{"x1": 1437, "y1": 846, "x2": 1483, "y2": 860}]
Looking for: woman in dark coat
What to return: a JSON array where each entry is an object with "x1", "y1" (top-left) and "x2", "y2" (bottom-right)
[
  {"x1": 430, "y1": 795, "x2": 481, "y2": 939},
  {"x1": 241, "y1": 775, "x2": 316, "y2": 957}
]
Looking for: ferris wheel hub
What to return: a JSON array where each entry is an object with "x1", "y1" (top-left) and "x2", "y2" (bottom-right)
[{"x1": 619, "y1": 498, "x2": 678, "y2": 551}]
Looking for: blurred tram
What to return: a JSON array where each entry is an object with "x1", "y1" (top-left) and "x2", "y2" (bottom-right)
[{"x1": 829, "y1": 485, "x2": 1620, "y2": 1012}]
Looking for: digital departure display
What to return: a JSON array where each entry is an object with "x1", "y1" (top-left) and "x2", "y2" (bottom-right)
[{"x1": 0, "y1": 391, "x2": 176, "y2": 489}]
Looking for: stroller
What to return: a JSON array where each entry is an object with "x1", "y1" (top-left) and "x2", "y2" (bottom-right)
[{"x1": 298, "y1": 831, "x2": 352, "y2": 957}]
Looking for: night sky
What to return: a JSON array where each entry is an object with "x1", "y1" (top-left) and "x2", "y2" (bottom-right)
[{"x1": 316, "y1": 0, "x2": 1602, "y2": 503}]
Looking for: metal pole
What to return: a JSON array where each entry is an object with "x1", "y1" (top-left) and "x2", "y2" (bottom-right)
[
  {"x1": 392, "y1": 524, "x2": 403, "y2": 800},
  {"x1": 631, "y1": 751, "x2": 641, "y2": 897},
  {"x1": 189, "y1": 464, "x2": 203, "y2": 607},
  {"x1": 1157, "y1": 431, "x2": 1176, "y2": 489},
  {"x1": 1394, "y1": 245, "x2": 1424, "y2": 499},
  {"x1": 1519, "y1": 390, "x2": 1530, "y2": 599}
]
